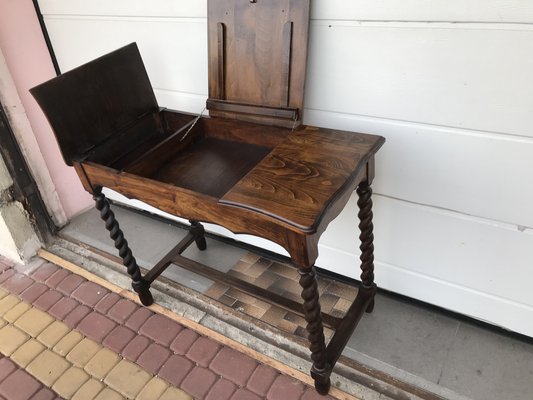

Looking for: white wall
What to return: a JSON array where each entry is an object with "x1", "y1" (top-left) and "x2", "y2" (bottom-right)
[{"x1": 37, "y1": 0, "x2": 533, "y2": 337}]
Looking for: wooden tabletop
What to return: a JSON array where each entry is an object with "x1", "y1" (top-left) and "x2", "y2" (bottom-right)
[{"x1": 220, "y1": 126, "x2": 385, "y2": 231}]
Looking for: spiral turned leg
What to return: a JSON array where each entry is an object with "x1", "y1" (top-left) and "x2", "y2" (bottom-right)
[
  {"x1": 357, "y1": 181, "x2": 376, "y2": 313},
  {"x1": 92, "y1": 187, "x2": 153, "y2": 306},
  {"x1": 299, "y1": 267, "x2": 330, "y2": 394},
  {"x1": 189, "y1": 220, "x2": 207, "y2": 251}
]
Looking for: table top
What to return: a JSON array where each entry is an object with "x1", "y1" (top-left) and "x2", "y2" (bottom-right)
[{"x1": 220, "y1": 126, "x2": 385, "y2": 231}]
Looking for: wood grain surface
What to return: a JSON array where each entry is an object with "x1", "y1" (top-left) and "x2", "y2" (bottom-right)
[
  {"x1": 207, "y1": 0, "x2": 310, "y2": 127},
  {"x1": 221, "y1": 127, "x2": 384, "y2": 230}
]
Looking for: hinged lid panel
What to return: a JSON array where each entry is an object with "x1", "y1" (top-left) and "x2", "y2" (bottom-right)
[
  {"x1": 207, "y1": 0, "x2": 310, "y2": 127},
  {"x1": 30, "y1": 43, "x2": 159, "y2": 166}
]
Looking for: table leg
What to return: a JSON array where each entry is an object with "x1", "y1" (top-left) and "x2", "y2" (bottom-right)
[
  {"x1": 357, "y1": 180, "x2": 376, "y2": 313},
  {"x1": 93, "y1": 186, "x2": 153, "y2": 306},
  {"x1": 189, "y1": 220, "x2": 207, "y2": 251},
  {"x1": 298, "y1": 266, "x2": 330, "y2": 394}
]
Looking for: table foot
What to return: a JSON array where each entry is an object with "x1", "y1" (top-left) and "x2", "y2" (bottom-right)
[
  {"x1": 311, "y1": 365, "x2": 332, "y2": 395},
  {"x1": 132, "y1": 279, "x2": 154, "y2": 306},
  {"x1": 190, "y1": 220, "x2": 207, "y2": 251},
  {"x1": 365, "y1": 298, "x2": 375, "y2": 313}
]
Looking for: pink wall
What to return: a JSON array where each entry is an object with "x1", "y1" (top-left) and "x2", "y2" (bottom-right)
[{"x1": 0, "y1": 0, "x2": 92, "y2": 219}]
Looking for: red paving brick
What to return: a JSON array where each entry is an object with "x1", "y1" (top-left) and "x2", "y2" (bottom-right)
[
  {"x1": 30, "y1": 263, "x2": 58, "y2": 282},
  {"x1": 94, "y1": 292, "x2": 121, "y2": 314},
  {"x1": 0, "y1": 358, "x2": 16, "y2": 382},
  {"x1": 181, "y1": 366, "x2": 217, "y2": 399},
  {"x1": 103, "y1": 325, "x2": 137, "y2": 353},
  {"x1": 0, "y1": 260, "x2": 328, "y2": 400},
  {"x1": 0, "y1": 262, "x2": 11, "y2": 273},
  {"x1": 0, "y1": 269, "x2": 15, "y2": 284},
  {"x1": 0, "y1": 369, "x2": 42, "y2": 400},
  {"x1": 247, "y1": 365, "x2": 279, "y2": 396},
  {"x1": 158, "y1": 354, "x2": 194, "y2": 386},
  {"x1": 210, "y1": 347, "x2": 258, "y2": 386},
  {"x1": 77, "y1": 312, "x2": 117, "y2": 342},
  {"x1": 231, "y1": 388, "x2": 262, "y2": 400},
  {"x1": 63, "y1": 304, "x2": 91, "y2": 328},
  {"x1": 125, "y1": 307, "x2": 153, "y2": 331},
  {"x1": 107, "y1": 298, "x2": 137, "y2": 323},
  {"x1": 171, "y1": 329, "x2": 199, "y2": 355},
  {"x1": 45, "y1": 269, "x2": 70, "y2": 288},
  {"x1": 56, "y1": 274, "x2": 86, "y2": 295},
  {"x1": 121, "y1": 335, "x2": 151, "y2": 361},
  {"x1": 19, "y1": 283, "x2": 49, "y2": 303},
  {"x1": 140, "y1": 314, "x2": 182, "y2": 346},
  {"x1": 71, "y1": 281, "x2": 108, "y2": 306},
  {"x1": 301, "y1": 388, "x2": 334, "y2": 400},
  {"x1": 31, "y1": 388, "x2": 57, "y2": 400},
  {"x1": 205, "y1": 379, "x2": 237, "y2": 400},
  {"x1": 33, "y1": 290, "x2": 63, "y2": 311},
  {"x1": 136, "y1": 343, "x2": 171, "y2": 375},
  {"x1": 1, "y1": 273, "x2": 33, "y2": 294},
  {"x1": 48, "y1": 297, "x2": 79, "y2": 319},
  {"x1": 266, "y1": 375, "x2": 305, "y2": 400},
  {"x1": 186, "y1": 336, "x2": 221, "y2": 367}
]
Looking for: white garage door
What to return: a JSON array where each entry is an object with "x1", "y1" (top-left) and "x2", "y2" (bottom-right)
[{"x1": 38, "y1": 0, "x2": 533, "y2": 337}]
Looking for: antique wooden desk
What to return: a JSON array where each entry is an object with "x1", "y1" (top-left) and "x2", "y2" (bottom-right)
[{"x1": 31, "y1": 0, "x2": 384, "y2": 394}]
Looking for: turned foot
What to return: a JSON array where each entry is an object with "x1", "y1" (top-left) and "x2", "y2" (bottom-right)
[
  {"x1": 190, "y1": 220, "x2": 207, "y2": 251},
  {"x1": 299, "y1": 266, "x2": 330, "y2": 393},
  {"x1": 132, "y1": 280, "x2": 154, "y2": 306},
  {"x1": 366, "y1": 298, "x2": 375, "y2": 313},
  {"x1": 311, "y1": 365, "x2": 331, "y2": 395},
  {"x1": 195, "y1": 237, "x2": 207, "y2": 251},
  {"x1": 314, "y1": 378, "x2": 331, "y2": 395}
]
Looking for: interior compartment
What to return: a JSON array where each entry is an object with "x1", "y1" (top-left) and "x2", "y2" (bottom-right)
[{"x1": 102, "y1": 110, "x2": 285, "y2": 199}]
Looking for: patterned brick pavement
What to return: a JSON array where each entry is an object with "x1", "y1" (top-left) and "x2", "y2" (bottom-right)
[{"x1": 0, "y1": 256, "x2": 334, "y2": 400}]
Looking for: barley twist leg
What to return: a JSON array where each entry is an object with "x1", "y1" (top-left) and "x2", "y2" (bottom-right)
[
  {"x1": 299, "y1": 266, "x2": 330, "y2": 394},
  {"x1": 357, "y1": 181, "x2": 376, "y2": 313},
  {"x1": 93, "y1": 186, "x2": 153, "y2": 306}
]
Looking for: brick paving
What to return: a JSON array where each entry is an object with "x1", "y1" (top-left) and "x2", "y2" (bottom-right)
[{"x1": 0, "y1": 256, "x2": 334, "y2": 400}]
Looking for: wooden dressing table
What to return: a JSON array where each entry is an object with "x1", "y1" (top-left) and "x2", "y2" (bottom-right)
[{"x1": 31, "y1": 0, "x2": 385, "y2": 394}]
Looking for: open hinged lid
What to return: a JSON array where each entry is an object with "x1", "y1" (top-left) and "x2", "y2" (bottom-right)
[
  {"x1": 30, "y1": 43, "x2": 159, "y2": 166},
  {"x1": 206, "y1": 0, "x2": 311, "y2": 128}
]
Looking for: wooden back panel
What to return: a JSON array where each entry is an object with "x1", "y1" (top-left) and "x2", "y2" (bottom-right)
[
  {"x1": 30, "y1": 43, "x2": 159, "y2": 166},
  {"x1": 207, "y1": 0, "x2": 311, "y2": 127}
]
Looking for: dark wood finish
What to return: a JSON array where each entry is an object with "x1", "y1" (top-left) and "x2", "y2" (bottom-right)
[
  {"x1": 143, "y1": 220, "x2": 207, "y2": 284},
  {"x1": 190, "y1": 220, "x2": 208, "y2": 251},
  {"x1": 207, "y1": 0, "x2": 310, "y2": 127},
  {"x1": 206, "y1": 99, "x2": 299, "y2": 121},
  {"x1": 30, "y1": 43, "x2": 159, "y2": 166},
  {"x1": 217, "y1": 22, "x2": 226, "y2": 100},
  {"x1": 221, "y1": 127, "x2": 382, "y2": 231},
  {"x1": 147, "y1": 137, "x2": 272, "y2": 198},
  {"x1": 357, "y1": 181, "x2": 377, "y2": 313},
  {"x1": 92, "y1": 186, "x2": 153, "y2": 306},
  {"x1": 280, "y1": 21, "x2": 293, "y2": 108},
  {"x1": 299, "y1": 266, "x2": 330, "y2": 393},
  {"x1": 31, "y1": 3, "x2": 386, "y2": 392},
  {"x1": 143, "y1": 233, "x2": 196, "y2": 284}
]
